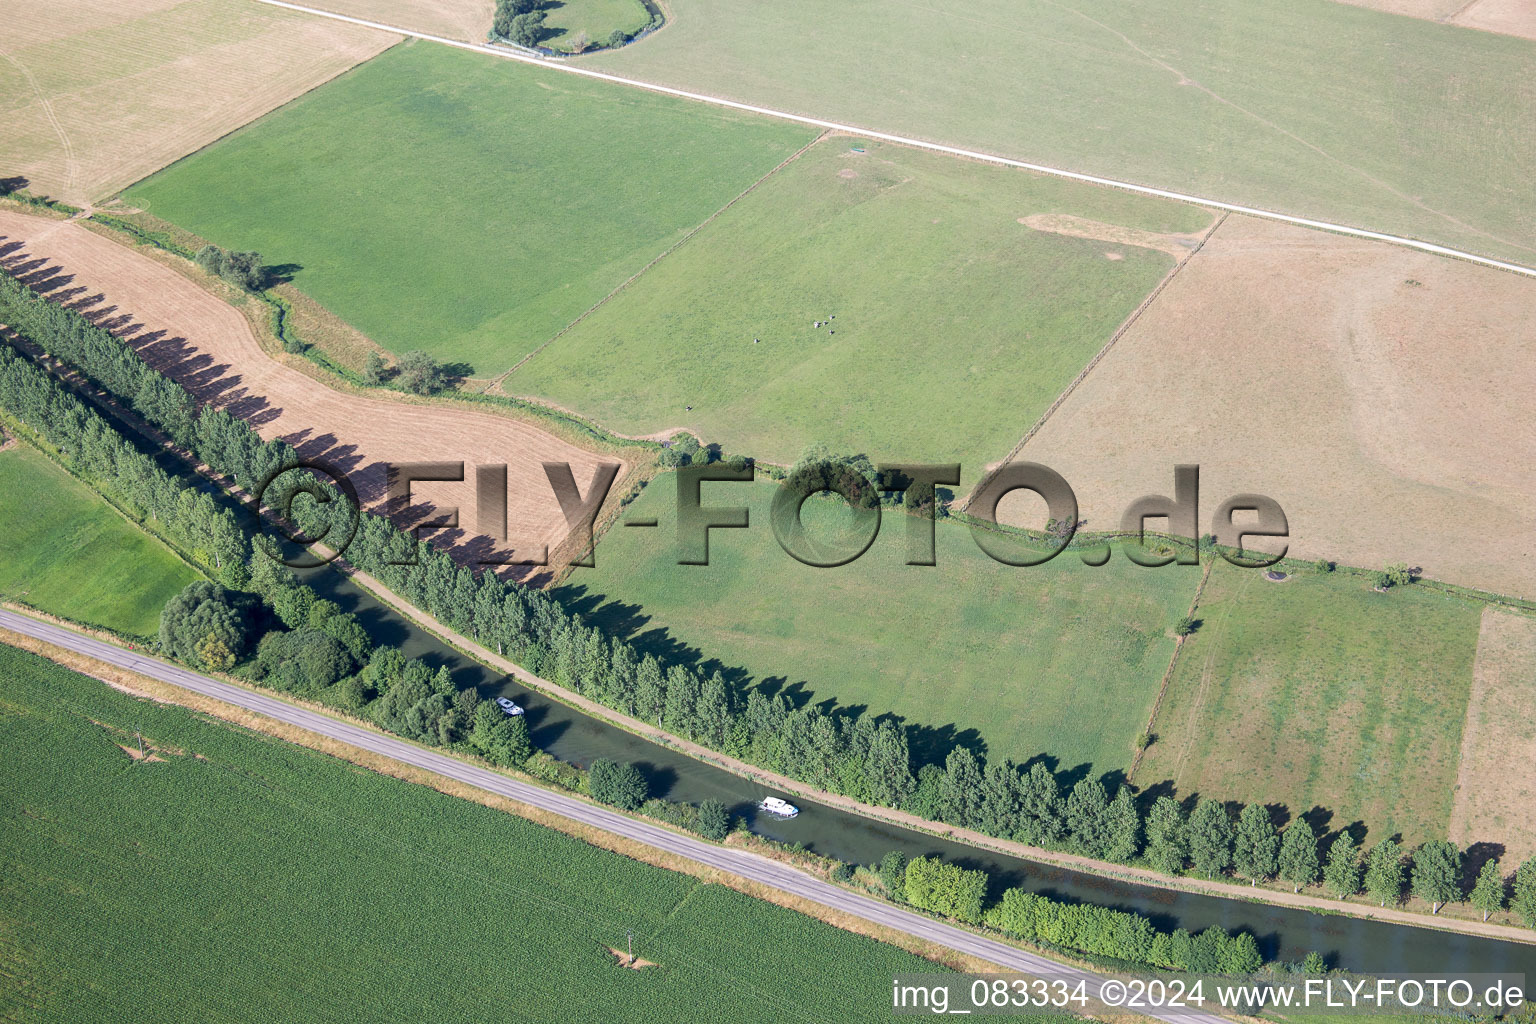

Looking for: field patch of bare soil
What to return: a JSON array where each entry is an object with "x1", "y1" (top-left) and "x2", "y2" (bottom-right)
[
  {"x1": 1009, "y1": 214, "x2": 1536, "y2": 598},
  {"x1": 0, "y1": 209, "x2": 623, "y2": 571}
]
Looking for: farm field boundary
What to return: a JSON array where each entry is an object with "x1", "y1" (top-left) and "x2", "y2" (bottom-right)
[
  {"x1": 248, "y1": 0, "x2": 1536, "y2": 280},
  {"x1": 7, "y1": 608, "x2": 1535, "y2": 956},
  {"x1": 0, "y1": 610, "x2": 1229, "y2": 1024},
  {"x1": 0, "y1": 207, "x2": 628, "y2": 570}
]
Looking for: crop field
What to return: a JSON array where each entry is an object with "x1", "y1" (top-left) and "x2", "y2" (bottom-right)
[
  {"x1": 1447, "y1": 608, "x2": 1536, "y2": 859},
  {"x1": 589, "y1": 0, "x2": 1536, "y2": 266},
  {"x1": 1133, "y1": 561, "x2": 1484, "y2": 846},
  {"x1": 0, "y1": 643, "x2": 973, "y2": 1023},
  {"x1": 0, "y1": 444, "x2": 198, "y2": 638},
  {"x1": 564, "y1": 477, "x2": 1202, "y2": 773},
  {"x1": 0, "y1": 0, "x2": 396, "y2": 205},
  {"x1": 0, "y1": 207, "x2": 624, "y2": 566},
  {"x1": 1009, "y1": 214, "x2": 1536, "y2": 599},
  {"x1": 509, "y1": 138, "x2": 1211, "y2": 466},
  {"x1": 123, "y1": 42, "x2": 817, "y2": 376}
]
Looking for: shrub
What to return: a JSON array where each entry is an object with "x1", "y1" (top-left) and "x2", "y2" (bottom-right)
[
  {"x1": 395, "y1": 350, "x2": 447, "y2": 395},
  {"x1": 697, "y1": 798, "x2": 730, "y2": 841},
  {"x1": 589, "y1": 758, "x2": 647, "y2": 810},
  {"x1": 159, "y1": 581, "x2": 257, "y2": 668},
  {"x1": 1173, "y1": 615, "x2": 1197, "y2": 637},
  {"x1": 362, "y1": 351, "x2": 387, "y2": 385}
]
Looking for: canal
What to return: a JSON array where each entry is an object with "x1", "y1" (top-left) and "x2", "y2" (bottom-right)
[{"x1": 300, "y1": 565, "x2": 1535, "y2": 976}]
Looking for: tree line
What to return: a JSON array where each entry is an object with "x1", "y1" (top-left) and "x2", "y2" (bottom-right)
[
  {"x1": 0, "y1": 342, "x2": 247, "y2": 583},
  {"x1": 4, "y1": 264, "x2": 1536, "y2": 932},
  {"x1": 885, "y1": 852, "x2": 1265, "y2": 973}
]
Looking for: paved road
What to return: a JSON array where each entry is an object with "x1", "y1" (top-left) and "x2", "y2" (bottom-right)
[
  {"x1": 2, "y1": 608, "x2": 1229, "y2": 1024},
  {"x1": 251, "y1": 0, "x2": 1536, "y2": 281}
]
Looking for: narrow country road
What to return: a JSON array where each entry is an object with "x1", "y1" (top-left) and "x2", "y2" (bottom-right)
[
  {"x1": 248, "y1": 0, "x2": 1536, "y2": 281},
  {"x1": 0, "y1": 608, "x2": 1229, "y2": 1024}
]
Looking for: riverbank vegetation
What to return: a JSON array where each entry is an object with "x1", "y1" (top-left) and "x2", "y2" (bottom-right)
[
  {"x1": 4, "y1": 263, "x2": 1534, "y2": 939},
  {"x1": 0, "y1": 642, "x2": 987, "y2": 1023}
]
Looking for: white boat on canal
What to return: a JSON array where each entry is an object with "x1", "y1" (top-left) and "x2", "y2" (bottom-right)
[{"x1": 757, "y1": 796, "x2": 799, "y2": 818}]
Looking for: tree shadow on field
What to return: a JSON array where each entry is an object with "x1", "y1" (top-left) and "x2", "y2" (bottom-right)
[
  {"x1": 549, "y1": 582, "x2": 993, "y2": 770},
  {"x1": 1462, "y1": 841, "x2": 1505, "y2": 893},
  {"x1": 261, "y1": 262, "x2": 303, "y2": 286}
]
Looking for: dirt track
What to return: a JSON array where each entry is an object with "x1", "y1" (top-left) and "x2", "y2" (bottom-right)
[
  {"x1": 1007, "y1": 213, "x2": 1536, "y2": 598},
  {"x1": 0, "y1": 209, "x2": 625, "y2": 570}
]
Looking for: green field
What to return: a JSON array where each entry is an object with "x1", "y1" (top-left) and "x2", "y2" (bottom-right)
[
  {"x1": 1134, "y1": 562, "x2": 1484, "y2": 845},
  {"x1": 0, "y1": 642, "x2": 996, "y2": 1023},
  {"x1": 511, "y1": 138, "x2": 1206, "y2": 464},
  {"x1": 565, "y1": 477, "x2": 1203, "y2": 773},
  {"x1": 541, "y1": 0, "x2": 652, "y2": 51},
  {"x1": 123, "y1": 42, "x2": 816, "y2": 375},
  {"x1": 0, "y1": 444, "x2": 198, "y2": 637},
  {"x1": 591, "y1": 0, "x2": 1536, "y2": 267}
]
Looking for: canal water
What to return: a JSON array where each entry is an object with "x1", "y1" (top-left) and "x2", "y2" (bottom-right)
[{"x1": 300, "y1": 565, "x2": 1535, "y2": 976}]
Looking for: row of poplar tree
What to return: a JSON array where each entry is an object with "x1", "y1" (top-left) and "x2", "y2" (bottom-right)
[{"x1": 3, "y1": 266, "x2": 1535, "y2": 926}]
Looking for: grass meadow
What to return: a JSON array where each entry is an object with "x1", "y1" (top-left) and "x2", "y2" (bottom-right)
[
  {"x1": 541, "y1": 0, "x2": 653, "y2": 51},
  {"x1": 563, "y1": 477, "x2": 1203, "y2": 774},
  {"x1": 1135, "y1": 561, "x2": 1484, "y2": 845},
  {"x1": 123, "y1": 42, "x2": 815, "y2": 376},
  {"x1": 590, "y1": 0, "x2": 1536, "y2": 266},
  {"x1": 511, "y1": 138, "x2": 1206, "y2": 465},
  {"x1": 0, "y1": 643, "x2": 993, "y2": 1023},
  {"x1": 0, "y1": 444, "x2": 198, "y2": 637}
]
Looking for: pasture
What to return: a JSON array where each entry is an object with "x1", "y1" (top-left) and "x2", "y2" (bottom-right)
[
  {"x1": 542, "y1": 0, "x2": 654, "y2": 51},
  {"x1": 123, "y1": 42, "x2": 817, "y2": 376},
  {"x1": 563, "y1": 477, "x2": 1202, "y2": 774},
  {"x1": 1012, "y1": 214, "x2": 1536, "y2": 599},
  {"x1": 0, "y1": 0, "x2": 395, "y2": 205},
  {"x1": 509, "y1": 138, "x2": 1208, "y2": 466},
  {"x1": 590, "y1": 0, "x2": 1536, "y2": 266},
  {"x1": 0, "y1": 643, "x2": 974, "y2": 1023},
  {"x1": 1133, "y1": 561, "x2": 1484, "y2": 846},
  {"x1": 0, "y1": 444, "x2": 198, "y2": 638}
]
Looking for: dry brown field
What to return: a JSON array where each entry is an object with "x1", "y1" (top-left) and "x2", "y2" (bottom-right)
[
  {"x1": 1451, "y1": 0, "x2": 1536, "y2": 40},
  {"x1": 1001, "y1": 213, "x2": 1536, "y2": 599},
  {"x1": 1448, "y1": 607, "x2": 1536, "y2": 860},
  {"x1": 0, "y1": 208, "x2": 624, "y2": 570},
  {"x1": 1330, "y1": 0, "x2": 1536, "y2": 38},
  {"x1": 295, "y1": 0, "x2": 493, "y2": 40},
  {"x1": 0, "y1": 0, "x2": 397, "y2": 206}
]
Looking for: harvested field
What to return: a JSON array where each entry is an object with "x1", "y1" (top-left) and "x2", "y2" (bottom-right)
[
  {"x1": 1331, "y1": 0, "x2": 1536, "y2": 39},
  {"x1": 1448, "y1": 608, "x2": 1536, "y2": 860},
  {"x1": 293, "y1": 0, "x2": 491, "y2": 40},
  {"x1": 1452, "y1": 0, "x2": 1536, "y2": 40},
  {"x1": 0, "y1": 208, "x2": 624, "y2": 569},
  {"x1": 1006, "y1": 214, "x2": 1536, "y2": 598},
  {"x1": 1133, "y1": 560, "x2": 1484, "y2": 846},
  {"x1": 0, "y1": 0, "x2": 397, "y2": 205}
]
